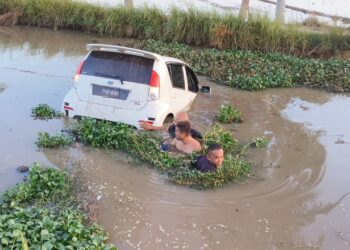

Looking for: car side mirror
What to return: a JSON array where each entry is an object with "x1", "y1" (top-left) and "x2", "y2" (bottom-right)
[{"x1": 200, "y1": 86, "x2": 211, "y2": 94}]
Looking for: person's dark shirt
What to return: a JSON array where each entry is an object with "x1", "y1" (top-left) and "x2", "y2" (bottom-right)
[
  {"x1": 168, "y1": 124, "x2": 203, "y2": 140},
  {"x1": 195, "y1": 156, "x2": 217, "y2": 172}
]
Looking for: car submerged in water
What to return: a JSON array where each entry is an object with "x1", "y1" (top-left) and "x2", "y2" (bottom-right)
[{"x1": 62, "y1": 44, "x2": 210, "y2": 128}]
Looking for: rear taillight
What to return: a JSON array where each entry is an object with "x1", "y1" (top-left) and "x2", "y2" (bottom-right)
[
  {"x1": 150, "y1": 70, "x2": 160, "y2": 87},
  {"x1": 149, "y1": 70, "x2": 160, "y2": 101},
  {"x1": 73, "y1": 61, "x2": 85, "y2": 88}
]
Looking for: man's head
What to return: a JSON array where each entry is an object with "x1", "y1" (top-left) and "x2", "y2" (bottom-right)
[
  {"x1": 207, "y1": 144, "x2": 224, "y2": 167},
  {"x1": 174, "y1": 112, "x2": 189, "y2": 124},
  {"x1": 175, "y1": 121, "x2": 191, "y2": 141}
]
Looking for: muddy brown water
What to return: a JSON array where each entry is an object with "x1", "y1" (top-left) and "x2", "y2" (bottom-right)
[{"x1": 0, "y1": 27, "x2": 349, "y2": 250}]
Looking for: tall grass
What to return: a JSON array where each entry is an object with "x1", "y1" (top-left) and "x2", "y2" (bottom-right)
[{"x1": 0, "y1": 0, "x2": 349, "y2": 58}]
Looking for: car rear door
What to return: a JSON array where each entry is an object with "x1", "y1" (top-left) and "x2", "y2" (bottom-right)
[
  {"x1": 167, "y1": 63, "x2": 191, "y2": 111},
  {"x1": 76, "y1": 50, "x2": 154, "y2": 111}
]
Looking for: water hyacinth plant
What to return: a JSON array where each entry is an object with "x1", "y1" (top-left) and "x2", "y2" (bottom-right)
[
  {"x1": 252, "y1": 136, "x2": 269, "y2": 148},
  {"x1": 69, "y1": 118, "x2": 251, "y2": 189},
  {"x1": 141, "y1": 40, "x2": 350, "y2": 92},
  {"x1": 0, "y1": 164, "x2": 116, "y2": 249},
  {"x1": 201, "y1": 124, "x2": 237, "y2": 152},
  {"x1": 217, "y1": 104, "x2": 243, "y2": 123},
  {"x1": 36, "y1": 132, "x2": 73, "y2": 148},
  {"x1": 31, "y1": 104, "x2": 62, "y2": 119}
]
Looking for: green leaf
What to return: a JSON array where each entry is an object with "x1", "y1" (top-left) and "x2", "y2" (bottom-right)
[
  {"x1": 13, "y1": 229, "x2": 21, "y2": 238},
  {"x1": 1, "y1": 237, "x2": 9, "y2": 245}
]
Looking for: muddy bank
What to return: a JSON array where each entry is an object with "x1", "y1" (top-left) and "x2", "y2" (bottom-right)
[
  {"x1": 0, "y1": 27, "x2": 350, "y2": 249},
  {"x1": 0, "y1": 11, "x2": 19, "y2": 26}
]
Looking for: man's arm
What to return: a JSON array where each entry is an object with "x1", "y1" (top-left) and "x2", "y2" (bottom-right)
[
  {"x1": 139, "y1": 121, "x2": 166, "y2": 131},
  {"x1": 193, "y1": 140, "x2": 202, "y2": 152},
  {"x1": 191, "y1": 128, "x2": 203, "y2": 140},
  {"x1": 170, "y1": 138, "x2": 180, "y2": 146}
]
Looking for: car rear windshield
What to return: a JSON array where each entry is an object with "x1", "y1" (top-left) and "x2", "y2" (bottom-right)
[{"x1": 81, "y1": 50, "x2": 154, "y2": 85}]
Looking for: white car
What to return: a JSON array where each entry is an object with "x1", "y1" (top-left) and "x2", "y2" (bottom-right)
[{"x1": 62, "y1": 44, "x2": 210, "y2": 128}]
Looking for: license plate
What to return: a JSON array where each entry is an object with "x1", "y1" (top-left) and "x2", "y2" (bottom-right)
[{"x1": 92, "y1": 84, "x2": 129, "y2": 100}]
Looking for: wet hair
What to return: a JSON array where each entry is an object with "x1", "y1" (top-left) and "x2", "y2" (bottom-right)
[
  {"x1": 176, "y1": 121, "x2": 191, "y2": 136},
  {"x1": 208, "y1": 144, "x2": 223, "y2": 153}
]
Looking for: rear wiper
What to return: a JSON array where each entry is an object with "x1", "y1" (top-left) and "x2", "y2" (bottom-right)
[{"x1": 113, "y1": 75, "x2": 124, "y2": 85}]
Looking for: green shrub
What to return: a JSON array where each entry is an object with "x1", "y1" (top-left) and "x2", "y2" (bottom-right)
[
  {"x1": 302, "y1": 16, "x2": 322, "y2": 28},
  {"x1": 36, "y1": 132, "x2": 73, "y2": 148},
  {"x1": 31, "y1": 104, "x2": 62, "y2": 119},
  {"x1": 0, "y1": 164, "x2": 116, "y2": 249},
  {"x1": 71, "y1": 118, "x2": 251, "y2": 189},
  {"x1": 0, "y1": 0, "x2": 349, "y2": 57},
  {"x1": 217, "y1": 105, "x2": 243, "y2": 123}
]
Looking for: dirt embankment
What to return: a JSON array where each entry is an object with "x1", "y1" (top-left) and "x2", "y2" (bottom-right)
[{"x1": 0, "y1": 12, "x2": 20, "y2": 26}]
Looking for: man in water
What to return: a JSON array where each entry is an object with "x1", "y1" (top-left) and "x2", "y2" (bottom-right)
[
  {"x1": 139, "y1": 112, "x2": 202, "y2": 140},
  {"x1": 170, "y1": 121, "x2": 202, "y2": 154},
  {"x1": 196, "y1": 144, "x2": 224, "y2": 172}
]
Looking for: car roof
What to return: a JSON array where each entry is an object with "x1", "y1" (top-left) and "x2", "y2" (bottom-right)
[
  {"x1": 161, "y1": 56, "x2": 188, "y2": 65},
  {"x1": 86, "y1": 44, "x2": 189, "y2": 66}
]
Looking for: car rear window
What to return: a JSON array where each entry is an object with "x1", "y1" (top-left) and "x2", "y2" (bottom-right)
[{"x1": 81, "y1": 51, "x2": 154, "y2": 84}]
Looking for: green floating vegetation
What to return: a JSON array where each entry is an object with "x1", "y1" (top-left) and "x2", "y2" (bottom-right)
[
  {"x1": 217, "y1": 104, "x2": 243, "y2": 123},
  {"x1": 36, "y1": 132, "x2": 73, "y2": 148},
  {"x1": 0, "y1": 164, "x2": 116, "y2": 249},
  {"x1": 141, "y1": 40, "x2": 350, "y2": 92},
  {"x1": 69, "y1": 118, "x2": 251, "y2": 189},
  {"x1": 0, "y1": 0, "x2": 349, "y2": 58},
  {"x1": 31, "y1": 104, "x2": 62, "y2": 119},
  {"x1": 252, "y1": 136, "x2": 269, "y2": 148}
]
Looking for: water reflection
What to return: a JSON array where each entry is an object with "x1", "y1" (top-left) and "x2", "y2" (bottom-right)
[{"x1": 0, "y1": 26, "x2": 140, "y2": 59}]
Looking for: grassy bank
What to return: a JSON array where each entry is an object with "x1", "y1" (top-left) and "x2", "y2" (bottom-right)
[
  {"x1": 0, "y1": 0, "x2": 349, "y2": 58},
  {"x1": 0, "y1": 164, "x2": 116, "y2": 249}
]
